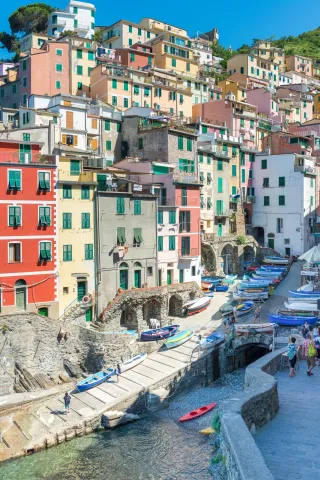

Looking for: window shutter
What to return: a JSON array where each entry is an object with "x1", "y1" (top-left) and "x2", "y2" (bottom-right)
[
  {"x1": 218, "y1": 177, "x2": 223, "y2": 192},
  {"x1": 158, "y1": 211, "x2": 163, "y2": 224},
  {"x1": 62, "y1": 134, "x2": 67, "y2": 145},
  {"x1": 158, "y1": 236, "x2": 163, "y2": 251},
  {"x1": 66, "y1": 111, "x2": 73, "y2": 129},
  {"x1": 117, "y1": 197, "x2": 125, "y2": 214},
  {"x1": 9, "y1": 170, "x2": 16, "y2": 189}
]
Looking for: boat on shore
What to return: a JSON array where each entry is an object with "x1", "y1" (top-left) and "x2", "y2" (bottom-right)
[
  {"x1": 268, "y1": 313, "x2": 318, "y2": 326},
  {"x1": 179, "y1": 402, "x2": 217, "y2": 422},
  {"x1": 234, "y1": 291, "x2": 268, "y2": 301},
  {"x1": 199, "y1": 331, "x2": 225, "y2": 349},
  {"x1": 284, "y1": 301, "x2": 319, "y2": 312},
  {"x1": 263, "y1": 256, "x2": 289, "y2": 265},
  {"x1": 278, "y1": 309, "x2": 319, "y2": 318},
  {"x1": 201, "y1": 276, "x2": 221, "y2": 285},
  {"x1": 235, "y1": 323, "x2": 276, "y2": 334},
  {"x1": 261, "y1": 265, "x2": 287, "y2": 271},
  {"x1": 119, "y1": 353, "x2": 147, "y2": 373},
  {"x1": 289, "y1": 290, "x2": 320, "y2": 298},
  {"x1": 186, "y1": 297, "x2": 211, "y2": 315},
  {"x1": 223, "y1": 274, "x2": 237, "y2": 284},
  {"x1": 140, "y1": 324, "x2": 180, "y2": 342},
  {"x1": 77, "y1": 368, "x2": 115, "y2": 392},
  {"x1": 214, "y1": 285, "x2": 229, "y2": 292},
  {"x1": 164, "y1": 329, "x2": 194, "y2": 349}
]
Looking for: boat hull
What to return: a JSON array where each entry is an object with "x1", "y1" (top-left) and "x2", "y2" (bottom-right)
[
  {"x1": 179, "y1": 402, "x2": 217, "y2": 422},
  {"x1": 284, "y1": 301, "x2": 319, "y2": 312},
  {"x1": 187, "y1": 297, "x2": 211, "y2": 315},
  {"x1": 268, "y1": 313, "x2": 318, "y2": 326},
  {"x1": 77, "y1": 368, "x2": 115, "y2": 392},
  {"x1": 164, "y1": 329, "x2": 194, "y2": 349},
  {"x1": 200, "y1": 332, "x2": 225, "y2": 349},
  {"x1": 120, "y1": 353, "x2": 147, "y2": 373},
  {"x1": 235, "y1": 323, "x2": 276, "y2": 333},
  {"x1": 140, "y1": 324, "x2": 179, "y2": 342}
]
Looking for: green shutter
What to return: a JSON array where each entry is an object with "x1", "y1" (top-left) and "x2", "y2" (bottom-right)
[
  {"x1": 117, "y1": 197, "x2": 125, "y2": 214},
  {"x1": 105, "y1": 120, "x2": 110, "y2": 131},
  {"x1": 279, "y1": 176, "x2": 285, "y2": 187},
  {"x1": 133, "y1": 228, "x2": 143, "y2": 244},
  {"x1": 217, "y1": 160, "x2": 223, "y2": 171},
  {"x1": 158, "y1": 211, "x2": 163, "y2": 224},
  {"x1": 134, "y1": 200, "x2": 141, "y2": 215},
  {"x1": 63, "y1": 213, "x2": 72, "y2": 229},
  {"x1": 158, "y1": 236, "x2": 163, "y2": 251},
  {"x1": 117, "y1": 123, "x2": 122, "y2": 133},
  {"x1": 82, "y1": 213, "x2": 90, "y2": 228},
  {"x1": 169, "y1": 236, "x2": 176, "y2": 250},
  {"x1": 106, "y1": 140, "x2": 112, "y2": 150},
  {"x1": 241, "y1": 168, "x2": 246, "y2": 183},
  {"x1": 187, "y1": 138, "x2": 192, "y2": 151},
  {"x1": 261, "y1": 159, "x2": 267, "y2": 169},
  {"x1": 77, "y1": 49, "x2": 82, "y2": 59},
  {"x1": 81, "y1": 185, "x2": 90, "y2": 199},
  {"x1": 70, "y1": 160, "x2": 80, "y2": 175},
  {"x1": 279, "y1": 195, "x2": 285, "y2": 206},
  {"x1": 117, "y1": 227, "x2": 126, "y2": 244},
  {"x1": 124, "y1": 81, "x2": 128, "y2": 91},
  {"x1": 9, "y1": 170, "x2": 21, "y2": 190},
  {"x1": 232, "y1": 186, "x2": 237, "y2": 195},
  {"x1": 178, "y1": 136, "x2": 184, "y2": 150},
  {"x1": 169, "y1": 211, "x2": 176, "y2": 224},
  {"x1": 63, "y1": 184, "x2": 72, "y2": 198},
  {"x1": 112, "y1": 79, "x2": 117, "y2": 88},
  {"x1": 85, "y1": 244, "x2": 93, "y2": 260},
  {"x1": 264, "y1": 196, "x2": 270, "y2": 206},
  {"x1": 232, "y1": 165, "x2": 237, "y2": 177},
  {"x1": 9, "y1": 206, "x2": 21, "y2": 226},
  {"x1": 218, "y1": 177, "x2": 223, "y2": 193},
  {"x1": 77, "y1": 65, "x2": 83, "y2": 75},
  {"x1": 63, "y1": 245, "x2": 72, "y2": 261}
]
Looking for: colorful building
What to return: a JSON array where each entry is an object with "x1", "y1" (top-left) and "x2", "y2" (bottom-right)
[
  {"x1": 227, "y1": 53, "x2": 280, "y2": 89},
  {"x1": 100, "y1": 20, "x2": 156, "y2": 50},
  {"x1": 48, "y1": 1, "x2": 96, "y2": 40},
  {"x1": 283, "y1": 55, "x2": 313, "y2": 76},
  {"x1": 115, "y1": 43, "x2": 154, "y2": 70}
]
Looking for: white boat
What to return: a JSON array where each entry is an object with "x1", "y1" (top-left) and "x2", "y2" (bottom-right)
[
  {"x1": 187, "y1": 297, "x2": 211, "y2": 315},
  {"x1": 233, "y1": 291, "x2": 269, "y2": 301},
  {"x1": 284, "y1": 301, "x2": 319, "y2": 312},
  {"x1": 297, "y1": 284, "x2": 315, "y2": 292},
  {"x1": 287, "y1": 297, "x2": 318, "y2": 304},
  {"x1": 263, "y1": 256, "x2": 289, "y2": 265},
  {"x1": 119, "y1": 353, "x2": 147, "y2": 373},
  {"x1": 235, "y1": 323, "x2": 276, "y2": 334}
]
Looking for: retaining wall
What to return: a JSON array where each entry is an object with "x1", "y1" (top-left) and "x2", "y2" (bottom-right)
[{"x1": 219, "y1": 347, "x2": 286, "y2": 480}]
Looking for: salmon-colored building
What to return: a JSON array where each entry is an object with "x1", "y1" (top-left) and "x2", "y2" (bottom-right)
[
  {"x1": 116, "y1": 43, "x2": 154, "y2": 69},
  {"x1": 0, "y1": 140, "x2": 58, "y2": 317}
]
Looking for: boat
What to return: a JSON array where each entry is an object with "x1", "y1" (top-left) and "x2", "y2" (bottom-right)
[
  {"x1": 297, "y1": 284, "x2": 318, "y2": 292},
  {"x1": 214, "y1": 285, "x2": 229, "y2": 292},
  {"x1": 287, "y1": 297, "x2": 318, "y2": 304},
  {"x1": 278, "y1": 309, "x2": 319, "y2": 318},
  {"x1": 261, "y1": 265, "x2": 287, "y2": 271},
  {"x1": 235, "y1": 323, "x2": 276, "y2": 334},
  {"x1": 268, "y1": 313, "x2": 318, "y2": 326},
  {"x1": 201, "y1": 282, "x2": 214, "y2": 290},
  {"x1": 77, "y1": 368, "x2": 115, "y2": 392},
  {"x1": 236, "y1": 301, "x2": 255, "y2": 316},
  {"x1": 119, "y1": 353, "x2": 147, "y2": 373},
  {"x1": 164, "y1": 329, "x2": 194, "y2": 349},
  {"x1": 199, "y1": 331, "x2": 225, "y2": 349},
  {"x1": 140, "y1": 324, "x2": 180, "y2": 342},
  {"x1": 219, "y1": 300, "x2": 239, "y2": 316},
  {"x1": 289, "y1": 290, "x2": 320, "y2": 298},
  {"x1": 284, "y1": 301, "x2": 319, "y2": 312},
  {"x1": 255, "y1": 269, "x2": 284, "y2": 276},
  {"x1": 263, "y1": 256, "x2": 289, "y2": 265},
  {"x1": 233, "y1": 291, "x2": 269, "y2": 301},
  {"x1": 252, "y1": 273, "x2": 280, "y2": 282},
  {"x1": 238, "y1": 283, "x2": 270, "y2": 290},
  {"x1": 199, "y1": 427, "x2": 215, "y2": 435},
  {"x1": 179, "y1": 402, "x2": 217, "y2": 422},
  {"x1": 186, "y1": 297, "x2": 211, "y2": 315},
  {"x1": 203, "y1": 292, "x2": 215, "y2": 298},
  {"x1": 223, "y1": 274, "x2": 237, "y2": 284},
  {"x1": 201, "y1": 276, "x2": 221, "y2": 285}
]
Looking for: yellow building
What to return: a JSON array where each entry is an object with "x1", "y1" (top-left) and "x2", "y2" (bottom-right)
[
  {"x1": 227, "y1": 53, "x2": 280, "y2": 88},
  {"x1": 314, "y1": 93, "x2": 320, "y2": 116},
  {"x1": 218, "y1": 78, "x2": 247, "y2": 101},
  {"x1": 139, "y1": 17, "x2": 188, "y2": 37},
  {"x1": 57, "y1": 156, "x2": 96, "y2": 320},
  {"x1": 249, "y1": 41, "x2": 284, "y2": 66},
  {"x1": 69, "y1": 37, "x2": 97, "y2": 96}
]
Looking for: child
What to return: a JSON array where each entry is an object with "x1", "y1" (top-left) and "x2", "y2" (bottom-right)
[
  {"x1": 63, "y1": 391, "x2": 71, "y2": 414},
  {"x1": 287, "y1": 336, "x2": 297, "y2": 377}
]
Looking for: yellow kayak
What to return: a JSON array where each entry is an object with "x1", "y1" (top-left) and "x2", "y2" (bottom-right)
[{"x1": 199, "y1": 427, "x2": 215, "y2": 435}]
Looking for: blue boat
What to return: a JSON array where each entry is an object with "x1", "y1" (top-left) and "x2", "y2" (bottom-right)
[
  {"x1": 252, "y1": 273, "x2": 280, "y2": 281},
  {"x1": 164, "y1": 329, "x2": 194, "y2": 349},
  {"x1": 140, "y1": 324, "x2": 180, "y2": 342},
  {"x1": 201, "y1": 276, "x2": 220, "y2": 285},
  {"x1": 214, "y1": 285, "x2": 229, "y2": 292},
  {"x1": 268, "y1": 313, "x2": 318, "y2": 326},
  {"x1": 289, "y1": 290, "x2": 320, "y2": 298},
  {"x1": 255, "y1": 269, "x2": 283, "y2": 276},
  {"x1": 261, "y1": 266, "x2": 287, "y2": 271},
  {"x1": 77, "y1": 368, "x2": 115, "y2": 392},
  {"x1": 239, "y1": 282, "x2": 269, "y2": 290},
  {"x1": 199, "y1": 331, "x2": 225, "y2": 349}
]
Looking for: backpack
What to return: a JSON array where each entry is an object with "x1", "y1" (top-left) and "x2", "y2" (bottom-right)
[
  {"x1": 287, "y1": 344, "x2": 296, "y2": 360},
  {"x1": 308, "y1": 341, "x2": 317, "y2": 357}
]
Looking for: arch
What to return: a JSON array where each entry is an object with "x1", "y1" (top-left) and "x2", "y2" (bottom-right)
[
  {"x1": 120, "y1": 307, "x2": 139, "y2": 330},
  {"x1": 168, "y1": 294, "x2": 183, "y2": 317},
  {"x1": 15, "y1": 279, "x2": 26, "y2": 286},
  {"x1": 119, "y1": 262, "x2": 128, "y2": 290},
  {"x1": 201, "y1": 244, "x2": 216, "y2": 274},
  {"x1": 119, "y1": 262, "x2": 129, "y2": 269},
  {"x1": 134, "y1": 262, "x2": 142, "y2": 268},
  {"x1": 244, "y1": 208, "x2": 251, "y2": 225},
  {"x1": 143, "y1": 298, "x2": 161, "y2": 326},
  {"x1": 15, "y1": 279, "x2": 27, "y2": 311},
  {"x1": 252, "y1": 227, "x2": 265, "y2": 246},
  {"x1": 244, "y1": 245, "x2": 255, "y2": 264},
  {"x1": 220, "y1": 244, "x2": 234, "y2": 274}
]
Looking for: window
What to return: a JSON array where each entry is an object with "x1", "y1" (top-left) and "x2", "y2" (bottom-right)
[
  {"x1": 240, "y1": 152, "x2": 245, "y2": 166},
  {"x1": 232, "y1": 186, "x2": 237, "y2": 195},
  {"x1": 39, "y1": 207, "x2": 51, "y2": 226},
  {"x1": 112, "y1": 79, "x2": 117, "y2": 89},
  {"x1": 133, "y1": 228, "x2": 143, "y2": 247},
  {"x1": 77, "y1": 65, "x2": 83, "y2": 75},
  {"x1": 8, "y1": 170, "x2": 21, "y2": 190},
  {"x1": 117, "y1": 123, "x2": 122, "y2": 133},
  {"x1": 88, "y1": 51, "x2": 94, "y2": 61},
  {"x1": 263, "y1": 178, "x2": 269, "y2": 187},
  {"x1": 134, "y1": 200, "x2": 141, "y2": 215},
  {"x1": 63, "y1": 184, "x2": 72, "y2": 199},
  {"x1": 117, "y1": 227, "x2": 126, "y2": 245},
  {"x1": 179, "y1": 211, "x2": 190, "y2": 232},
  {"x1": 181, "y1": 237, "x2": 190, "y2": 255},
  {"x1": 39, "y1": 242, "x2": 51, "y2": 260},
  {"x1": 216, "y1": 200, "x2": 224, "y2": 215},
  {"x1": 123, "y1": 80, "x2": 129, "y2": 91},
  {"x1": 158, "y1": 211, "x2": 163, "y2": 224},
  {"x1": 264, "y1": 196, "x2": 270, "y2": 206},
  {"x1": 56, "y1": 48, "x2": 63, "y2": 56},
  {"x1": 158, "y1": 236, "x2": 163, "y2": 251},
  {"x1": 77, "y1": 82, "x2": 83, "y2": 90},
  {"x1": 63, "y1": 213, "x2": 72, "y2": 229},
  {"x1": 117, "y1": 197, "x2": 125, "y2": 214},
  {"x1": 181, "y1": 188, "x2": 187, "y2": 206},
  {"x1": 112, "y1": 96, "x2": 117, "y2": 106},
  {"x1": 147, "y1": 31, "x2": 151, "y2": 39},
  {"x1": 279, "y1": 195, "x2": 285, "y2": 206},
  {"x1": 8, "y1": 206, "x2": 21, "y2": 226},
  {"x1": 104, "y1": 120, "x2": 110, "y2": 131},
  {"x1": 232, "y1": 165, "x2": 237, "y2": 177},
  {"x1": 138, "y1": 138, "x2": 143, "y2": 149},
  {"x1": 217, "y1": 177, "x2": 223, "y2": 193},
  {"x1": 9, "y1": 243, "x2": 21, "y2": 262},
  {"x1": 199, "y1": 153, "x2": 203, "y2": 163},
  {"x1": 85, "y1": 244, "x2": 93, "y2": 260},
  {"x1": 22, "y1": 59, "x2": 27, "y2": 70},
  {"x1": 73, "y1": 6, "x2": 78, "y2": 13},
  {"x1": 178, "y1": 136, "x2": 184, "y2": 150},
  {"x1": 276, "y1": 218, "x2": 283, "y2": 233},
  {"x1": 82, "y1": 213, "x2": 90, "y2": 229},
  {"x1": 310, "y1": 195, "x2": 314, "y2": 206},
  {"x1": 22, "y1": 94, "x2": 27, "y2": 106},
  {"x1": 240, "y1": 118, "x2": 245, "y2": 128},
  {"x1": 178, "y1": 158, "x2": 195, "y2": 172},
  {"x1": 12, "y1": 84, "x2": 16, "y2": 94},
  {"x1": 249, "y1": 154, "x2": 255, "y2": 163},
  {"x1": 106, "y1": 140, "x2": 112, "y2": 150},
  {"x1": 23, "y1": 133, "x2": 30, "y2": 142},
  {"x1": 261, "y1": 159, "x2": 267, "y2": 169},
  {"x1": 81, "y1": 185, "x2": 90, "y2": 199},
  {"x1": 56, "y1": 64, "x2": 63, "y2": 72},
  {"x1": 70, "y1": 160, "x2": 80, "y2": 175},
  {"x1": 63, "y1": 245, "x2": 72, "y2": 262},
  {"x1": 88, "y1": 67, "x2": 93, "y2": 76},
  {"x1": 249, "y1": 169, "x2": 253, "y2": 179},
  {"x1": 23, "y1": 77, "x2": 27, "y2": 87},
  {"x1": 134, "y1": 85, "x2": 140, "y2": 95},
  {"x1": 169, "y1": 236, "x2": 175, "y2": 251},
  {"x1": 279, "y1": 176, "x2": 285, "y2": 187},
  {"x1": 77, "y1": 49, "x2": 82, "y2": 59},
  {"x1": 187, "y1": 138, "x2": 192, "y2": 151},
  {"x1": 241, "y1": 168, "x2": 246, "y2": 183},
  {"x1": 172, "y1": 58, "x2": 176, "y2": 67},
  {"x1": 169, "y1": 211, "x2": 176, "y2": 224},
  {"x1": 191, "y1": 265, "x2": 196, "y2": 276},
  {"x1": 138, "y1": 28, "x2": 142, "y2": 36},
  {"x1": 128, "y1": 25, "x2": 132, "y2": 33},
  {"x1": 124, "y1": 98, "x2": 129, "y2": 108},
  {"x1": 129, "y1": 39, "x2": 132, "y2": 46},
  {"x1": 38, "y1": 172, "x2": 50, "y2": 191},
  {"x1": 56, "y1": 80, "x2": 61, "y2": 89},
  {"x1": 217, "y1": 160, "x2": 223, "y2": 171},
  {"x1": 207, "y1": 172, "x2": 212, "y2": 185}
]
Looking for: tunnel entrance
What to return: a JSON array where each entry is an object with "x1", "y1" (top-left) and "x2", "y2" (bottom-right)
[{"x1": 223, "y1": 341, "x2": 271, "y2": 374}]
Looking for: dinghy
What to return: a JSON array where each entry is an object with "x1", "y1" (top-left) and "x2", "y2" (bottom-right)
[
  {"x1": 278, "y1": 309, "x2": 318, "y2": 318},
  {"x1": 268, "y1": 313, "x2": 318, "y2": 326},
  {"x1": 201, "y1": 276, "x2": 220, "y2": 285},
  {"x1": 179, "y1": 402, "x2": 217, "y2": 422},
  {"x1": 119, "y1": 353, "x2": 147, "y2": 373},
  {"x1": 235, "y1": 323, "x2": 276, "y2": 334},
  {"x1": 252, "y1": 273, "x2": 280, "y2": 281},
  {"x1": 289, "y1": 290, "x2": 320, "y2": 298},
  {"x1": 140, "y1": 324, "x2": 180, "y2": 342},
  {"x1": 199, "y1": 331, "x2": 225, "y2": 349},
  {"x1": 261, "y1": 265, "x2": 287, "y2": 271},
  {"x1": 255, "y1": 269, "x2": 284, "y2": 276},
  {"x1": 223, "y1": 274, "x2": 237, "y2": 284},
  {"x1": 287, "y1": 297, "x2": 318, "y2": 304},
  {"x1": 214, "y1": 285, "x2": 229, "y2": 292},
  {"x1": 186, "y1": 297, "x2": 211, "y2": 315},
  {"x1": 236, "y1": 301, "x2": 255, "y2": 316},
  {"x1": 263, "y1": 256, "x2": 289, "y2": 265},
  {"x1": 164, "y1": 329, "x2": 194, "y2": 349},
  {"x1": 233, "y1": 291, "x2": 269, "y2": 301},
  {"x1": 77, "y1": 368, "x2": 115, "y2": 392},
  {"x1": 284, "y1": 301, "x2": 319, "y2": 312}
]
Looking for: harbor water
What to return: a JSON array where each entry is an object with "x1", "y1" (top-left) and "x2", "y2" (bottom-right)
[{"x1": 0, "y1": 370, "x2": 245, "y2": 480}]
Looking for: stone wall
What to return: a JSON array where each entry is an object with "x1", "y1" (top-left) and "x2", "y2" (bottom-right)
[{"x1": 218, "y1": 347, "x2": 285, "y2": 480}]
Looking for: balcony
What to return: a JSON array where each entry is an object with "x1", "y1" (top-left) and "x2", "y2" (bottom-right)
[
  {"x1": 215, "y1": 209, "x2": 232, "y2": 218},
  {"x1": 172, "y1": 172, "x2": 201, "y2": 185},
  {"x1": 0, "y1": 152, "x2": 56, "y2": 165},
  {"x1": 240, "y1": 144, "x2": 260, "y2": 153},
  {"x1": 234, "y1": 107, "x2": 256, "y2": 118},
  {"x1": 294, "y1": 165, "x2": 316, "y2": 176},
  {"x1": 157, "y1": 197, "x2": 177, "y2": 207},
  {"x1": 74, "y1": 23, "x2": 90, "y2": 32},
  {"x1": 103, "y1": 29, "x2": 121, "y2": 41},
  {"x1": 178, "y1": 248, "x2": 199, "y2": 259},
  {"x1": 244, "y1": 196, "x2": 256, "y2": 203},
  {"x1": 50, "y1": 19, "x2": 66, "y2": 27},
  {"x1": 214, "y1": 148, "x2": 231, "y2": 160},
  {"x1": 216, "y1": 134, "x2": 243, "y2": 145}
]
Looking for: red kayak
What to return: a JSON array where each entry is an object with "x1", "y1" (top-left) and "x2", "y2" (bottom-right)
[{"x1": 179, "y1": 402, "x2": 217, "y2": 422}]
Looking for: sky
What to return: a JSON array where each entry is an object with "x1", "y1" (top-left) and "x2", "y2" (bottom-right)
[{"x1": 2, "y1": 0, "x2": 320, "y2": 55}]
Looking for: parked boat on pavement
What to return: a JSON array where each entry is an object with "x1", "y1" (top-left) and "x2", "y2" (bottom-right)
[
  {"x1": 284, "y1": 301, "x2": 319, "y2": 311},
  {"x1": 119, "y1": 353, "x2": 147, "y2": 373},
  {"x1": 268, "y1": 313, "x2": 318, "y2": 326},
  {"x1": 164, "y1": 329, "x2": 194, "y2": 349},
  {"x1": 199, "y1": 331, "x2": 225, "y2": 349},
  {"x1": 235, "y1": 323, "x2": 276, "y2": 334},
  {"x1": 140, "y1": 324, "x2": 180, "y2": 342},
  {"x1": 77, "y1": 368, "x2": 115, "y2": 392},
  {"x1": 186, "y1": 297, "x2": 211, "y2": 315}
]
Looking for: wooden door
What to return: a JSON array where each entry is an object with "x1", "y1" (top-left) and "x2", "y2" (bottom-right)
[
  {"x1": 66, "y1": 111, "x2": 74, "y2": 129},
  {"x1": 16, "y1": 286, "x2": 26, "y2": 310}
]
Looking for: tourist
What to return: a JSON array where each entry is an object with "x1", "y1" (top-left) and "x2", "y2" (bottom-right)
[
  {"x1": 302, "y1": 334, "x2": 317, "y2": 376},
  {"x1": 301, "y1": 322, "x2": 309, "y2": 339},
  {"x1": 286, "y1": 336, "x2": 297, "y2": 377},
  {"x1": 63, "y1": 392, "x2": 71, "y2": 414},
  {"x1": 116, "y1": 364, "x2": 121, "y2": 382},
  {"x1": 313, "y1": 327, "x2": 320, "y2": 366}
]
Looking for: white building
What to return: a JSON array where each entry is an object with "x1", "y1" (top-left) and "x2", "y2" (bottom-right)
[
  {"x1": 48, "y1": 1, "x2": 96, "y2": 40},
  {"x1": 252, "y1": 153, "x2": 317, "y2": 256}
]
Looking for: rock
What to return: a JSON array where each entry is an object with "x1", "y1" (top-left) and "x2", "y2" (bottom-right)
[
  {"x1": 63, "y1": 360, "x2": 83, "y2": 378},
  {"x1": 58, "y1": 373, "x2": 71, "y2": 384},
  {"x1": 101, "y1": 411, "x2": 140, "y2": 429},
  {"x1": 146, "y1": 388, "x2": 170, "y2": 411}
]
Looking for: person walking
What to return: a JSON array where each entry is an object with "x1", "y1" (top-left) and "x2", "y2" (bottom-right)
[
  {"x1": 302, "y1": 334, "x2": 317, "y2": 376},
  {"x1": 313, "y1": 326, "x2": 320, "y2": 366},
  {"x1": 116, "y1": 363, "x2": 121, "y2": 383},
  {"x1": 301, "y1": 322, "x2": 309, "y2": 339},
  {"x1": 287, "y1": 336, "x2": 297, "y2": 377},
  {"x1": 63, "y1": 392, "x2": 71, "y2": 414}
]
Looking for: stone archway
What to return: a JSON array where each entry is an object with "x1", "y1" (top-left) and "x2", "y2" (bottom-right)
[
  {"x1": 220, "y1": 244, "x2": 235, "y2": 274},
  {"x1": 252, "y1": 227, "x2": 265, "y2": 247},
  {"x1": 201, "y1": 243, "x2": 216, "y2": 274},
  {"x1": 120, "y1": 306, "x2": 139, "y2": 331},
  {"x1": 143, "y1": 298, "x2": 161, "y2": 326},
  {"x1": 168, "y1": 294, "x2": 183, "y2": 317}
]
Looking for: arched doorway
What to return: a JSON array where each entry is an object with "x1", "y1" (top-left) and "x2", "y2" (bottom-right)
[
  {"x1": 15, "y1": 279, "x2": 27, "y2": 311},
  {"x1": 168, "y1": 294, "x2": 183, "y2": 317},
  {"x1": 201, "y1": 244, "x2": 216, "y2": 274},
  {"x1": 252, "y1": 227, "x2": 265, "y2": 246},
  {"x1": 220, "y1": 244, "x2": 234, "y2": 274},
  {"x1": 120, "y1": 307, "x2": 138, "y2": 330},
  {"x1": 133, "y1": 262, "x2": 142, "y2": 288},
  {"x1": 143, "y1": 299, "x2": 160, "y2": 325},
  {"x1": 244, "y1": 208, "x2": 251, "y2": 225},
  {"x1": 244, "y1": 245, "x2": 255, "y2": 264},
  {"x1": 119, "y1": 262, "x2": 129, "y2": 290}
]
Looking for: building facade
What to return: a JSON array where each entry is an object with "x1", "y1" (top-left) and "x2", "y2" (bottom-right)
[{"x1": 48, "y1": 1, "x2": 96, "y2": 39}]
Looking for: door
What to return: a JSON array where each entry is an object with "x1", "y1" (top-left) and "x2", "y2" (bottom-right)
[
  {"x1": 268, "y1": 238, "x2": 275, "y2": 249},
  {"x1": 181, "y1": 236, "x2": 190, "y2": 255},
  {"x1": 77, "y1": 281, "x2": 86, "y2": 301},
  {"x1": 134, "y1": 269, "x2": 141, "y2": 288},
  {"x1": 19, "y1": 144, "x2": 31, "y2": 163},
  {"x1": 285, "y1": 247, "x2": 291, "y2": 257},
  {"x1": 38, "y1": 307, "x2": 48, "y2": 317},
  {"x1": 167, "y1": 269, "x2": 172, "y2": 285},
  {"x1": 15, "y1": 280, "x2": 26, "y2": 311},
  {"x1": 85, "y1": 307, "x2": 92, "y2": 322},
  {"x1": 158, "y1": 269, "x2": 162, "y2": 286},
  {"x1": 217, "y1": 223, "x2": 223, "y2": 237},
  {"x1": 179, "y1": 269, "x2": 184, "y2": 283},
  {"x1": 120, "y1": 269, "x2": 128, "y2": 290}
]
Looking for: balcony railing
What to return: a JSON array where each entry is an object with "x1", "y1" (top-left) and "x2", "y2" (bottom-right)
[
  {"x1": 214, "y1": 149, "x2": 231, "y2": 159},
  {"x1": 75, "y1": 23, "x2": 90, "y2": 31},
  {"x1": 176, "y1": 196, "x2": 200, "y2": 207},
  {"x1": 294, "y1": 165, "x2": 316, "y2": 175},
  {"x1": 50, "y1": 19, "x2": 66, "y2": 26},
  {"x1": 0, "y1": 152, "x2": 56, "y2": 165},
  {"x1": 172, "y1": 172, "x2": 200, "y2": 184},
  {"x1": 179, "y1": 248, "x2": 199, "y2": 258},
  {"x1": 215, "y1": 208, "x2": 232, "y2": 217},
  {"x1": 157, "y1": 198, "x2": 176, "y2": 207},
  {"x1": 240, "y1": 144, "x2": 260, "y2": 153}
]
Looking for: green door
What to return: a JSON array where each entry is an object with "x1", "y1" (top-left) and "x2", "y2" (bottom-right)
[
  {"x1": 77, "y1": 281, "x2": 86, "y2": 301},
  {"x1": 134, "y1": 269, "x2": 141, "y2": 288},
  {"x1": 19, "y1": 144, "x2": 31, "y2": 163},
  {"x1": 179, "y1": 269, "x2": 184, "y2": 283},
  {"x1": 38, "y1": 307, "x2": 48, "y2": 317},
  {"x1": 85, "y1": 307, "x2": 92, "y2": 322},
  {"x1": 158, "y1": 270, "x2": 162, "y2": 286},
  {"x1": 217, "y1": 223, "x2": 223, "y2": 237},
  {"x1": 268, "y1": 238, "x2": 275, "y2": 249},
  {"x1": 120, "y1": 269, "x2": 128, "y2": 290},
  {"x1": 16, "y1": 281, "x2": 26, "y2": 311},
  {"x1": 167, "y1": 269, "x2": 172, "y2": 285}
]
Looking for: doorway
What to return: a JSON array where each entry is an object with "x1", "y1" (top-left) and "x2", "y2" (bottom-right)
[
  {"x1": 38, "y1": 307, "x2": 48, "y2": 317},
  {"x1": 268, "y1": 238, "x2": 275, "y2": 249},
  {"x1": 158, "y1": 270, "x2": 162, "y2": 286},
  {"x1": 134, "y1": 269, "x2": 141, "y2": 288},
  {"x1": 119, "y1": 262, "x2": 129, "y2": 290},
  {"x1": 179, "y1": 269, "x2": 184, "y2": 283},
  {"x1": 15, "y1": 279, "x2": 26, "y2": 311},
  {"x1": 85, "y1": 307, "x2": 92, "y2": 322},
  {"x1": 77, "y1": 281, "x2": 86, "y2": 301},
  {"x1": 167, "y1": 269, "x2": 172, "y2": 285}
]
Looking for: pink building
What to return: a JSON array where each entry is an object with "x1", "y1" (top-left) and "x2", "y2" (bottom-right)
[
  {"x1": 116, "y1": 44, "x2": 154, "y2": 70},
  {"x1": 19, "y1": 41, "x2": 70, "y2": 106},
  {"x1": 285, "y1": 55, "x2": 312, "y2": 77},
  {"x1": 246, "y1": 88, "x2": 282, "y2": 123},
  {"x1": 276, "y1": 85, "x2": 313, "y2": 123}
]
